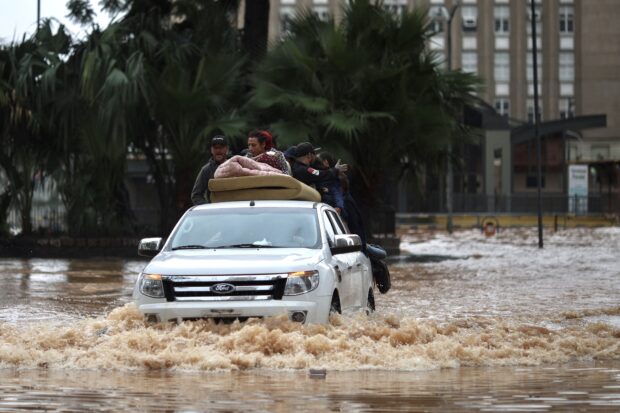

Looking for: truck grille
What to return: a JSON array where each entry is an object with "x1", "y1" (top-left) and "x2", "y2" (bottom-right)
[{"x1": 162, "y1": 274, "x2": 287, "y2": 302}]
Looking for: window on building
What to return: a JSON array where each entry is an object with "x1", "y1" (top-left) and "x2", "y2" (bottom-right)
[
  {"x1": 526, "y1": 4, "x2": 542, "y2": 46},
  {"x1": 526, "y1": 52, "x2": 543, "y2": 82},
  {"x1": 494, "y1": 6, "x2": 509, "y2": 34},
  {"x1": 494, "y1": 98, "x2": 510, "y2": 117},
  {"x1": 591, "y1": 145, "x2": 610, "y2": 161},
  {"x1": 312, "y1": 4, "x2": 329, "y2": 21},
  {"x1": 429, "y1": 6, "x2": 445, "y2": 34},
  {"x1": 384, "y1": 0, "x2": 408, "y2": 17},
  {"x1": 528, "y1": 83, "x2": 543, "y2": 97},
  {"x1": 462, "y1": 52, "x2": 478, "y2": 74},
  {"x1": 559, "y1": 98, "x2": 575, "y2": 119},
  {"x1": 559, "y1": 52, "x2": 575, "y2": 81},
  {"x1": 461, "y1": 6, "x2": 477, "y2": 31},
  {"x1": 527, "y1": 99, "x2": 543, "y2": 123},
  {"x1": 560, "y1": 36, "x2": 574, "y2": 50},
  {"x1": 462, "y1": 36, "x2": 477, "y2": 49},
  {"x1": 559, "y1": 6, "x2": 574, "y2": 33},
  {"x1": 494, "y1": 52, "x2": 510, "y2": 82},
  {"x1": 435, "y1": 51, "x2": 446, "y2": 70},
  {"x1": 496, "y1": 83, "x2": 509, "y2": 96},
  {"x1": 280, "y1": 4, "x2": 296, "y2": 35},
  {"x1": 560, "y1": 83, "x2": 574, "y2": 96}
]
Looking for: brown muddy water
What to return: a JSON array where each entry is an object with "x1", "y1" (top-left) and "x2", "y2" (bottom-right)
[{"x1": 0, "y1": 228, "x2": 619, "y2": 412}]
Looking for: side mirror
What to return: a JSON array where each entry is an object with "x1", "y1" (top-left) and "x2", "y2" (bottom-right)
[
  {"x1": 330, "y1": 234, "x2": 362, "y2": 255},
  {"x1": 138, "y1": 237, "x2": 163, "y2": 257}
]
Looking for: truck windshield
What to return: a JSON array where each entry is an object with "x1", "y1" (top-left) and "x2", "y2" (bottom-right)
[{"x1": 169, "y1": 207, "x2": 321, "y2": 250}]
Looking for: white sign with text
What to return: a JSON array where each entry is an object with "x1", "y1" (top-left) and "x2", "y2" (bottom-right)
[{"x1": 568, "y1": 164, "x2": 588, "y2": 214}]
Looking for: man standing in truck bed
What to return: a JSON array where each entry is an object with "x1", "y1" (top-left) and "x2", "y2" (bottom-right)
[
  {"x1": 291, "y1": 142, "x2": 348, "y2": 188},
  {"x1": 191, "y1": 135, "x2": 229, "y2": 205}
]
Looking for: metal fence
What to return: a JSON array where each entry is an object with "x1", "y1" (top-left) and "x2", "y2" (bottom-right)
[
  {"x1": 7, "y1": 205, "x2": 68, "y2": 235},
  {"x1": 412, "y1": 192, "x2": 619, "y2": 215},
  {"x1": 5, "y1": 193, "x2": 618, "y2": 236}
]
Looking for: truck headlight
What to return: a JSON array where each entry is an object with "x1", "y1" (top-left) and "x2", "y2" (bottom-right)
[
  {"x1": 139, "y1": 273, "x2": 165, "y2": 298},
  {"x1": 284, "y1": 270, "x2": 319, "y2": 296}
]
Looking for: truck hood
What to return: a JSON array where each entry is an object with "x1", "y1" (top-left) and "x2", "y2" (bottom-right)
[{"x1": 143, "y1": 248, "x2": 326, "y2": 276}]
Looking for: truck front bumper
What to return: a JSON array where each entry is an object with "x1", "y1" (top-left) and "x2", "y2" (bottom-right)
[{"x1": 137, "y1": 295, "x2": 332, "y2": 325}]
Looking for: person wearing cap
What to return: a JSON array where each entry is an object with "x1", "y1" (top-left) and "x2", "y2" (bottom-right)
[
  {"x1": 292, "y1": 142, "x2": 348, "y2": 188},
  {"x1": 246, "y1": 130, "x2": 291, "y2": 175},
  {"x1": 283, "y1": 145, "x2": 297, "y2": 171},
  {"x1": 191, "y1": 135, "x2": 230, "y2": 205}
]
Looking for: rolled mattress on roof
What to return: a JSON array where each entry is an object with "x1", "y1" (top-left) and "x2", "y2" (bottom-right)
[{"x1": 208, "y1": 175, "x2": 321, "y2": 203}]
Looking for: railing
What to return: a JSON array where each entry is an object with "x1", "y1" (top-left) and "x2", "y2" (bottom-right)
[
  {"x1": 567, "y1": 141, "x2": 620, "y2": 163},
  {"x1": 412, "y1": 192, "x2": 619, "y2": 215},
  {"x1": 7, "y1": 205, "x2": 67, "y2": 235},
  {"x1": 7, "y1": 205, "x2": 161, "y2": 235}
]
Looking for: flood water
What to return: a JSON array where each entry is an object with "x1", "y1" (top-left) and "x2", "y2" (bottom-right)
[{"x1": 1, "y1": 228, "x2": 619, "y2": 412}]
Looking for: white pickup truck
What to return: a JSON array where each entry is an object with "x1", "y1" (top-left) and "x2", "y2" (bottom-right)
[{"x1": 133, "y1": 200, "x2": 377, "y2": 324}]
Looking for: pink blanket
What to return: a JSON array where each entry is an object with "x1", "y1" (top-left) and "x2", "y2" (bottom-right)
[{"x1": 214, "y1": 155, "x2": 284, "y2": 178}]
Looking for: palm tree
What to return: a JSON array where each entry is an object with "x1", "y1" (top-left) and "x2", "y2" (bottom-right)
[
  {"x1": 71, "y1": 0, "x2": 250, "y2": 232},
  {"x1": 250, "y1": 0, "x2": 478, "y2": 226},
  {"x1": 0, "y1": 23, "x2": 73, "y2": 235}
]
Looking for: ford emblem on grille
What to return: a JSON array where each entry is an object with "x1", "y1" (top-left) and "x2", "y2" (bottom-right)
[{"x1": 211, "y1": 283, "x2": 235, "y2": 294}]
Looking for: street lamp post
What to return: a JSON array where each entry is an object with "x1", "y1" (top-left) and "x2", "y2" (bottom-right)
[
  {"x1": 37, "y1": 0, "x2": 41, "y2": 32},
  {"x1": 530, "y1": 0, "x2": 544, "y2": 248},
  {"x1": 443, "y1": 3, "x2": 460, "y2": 234}
]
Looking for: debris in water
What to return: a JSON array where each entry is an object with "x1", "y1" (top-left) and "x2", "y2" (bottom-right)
[
  {"x1": 309, "y1": 369, "x2": 327, "y2": 379},
  {"x1": 96, "y1": 327, "x2": 109, "y2": 337}
]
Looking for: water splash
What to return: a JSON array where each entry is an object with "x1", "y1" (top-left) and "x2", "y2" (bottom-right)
[{"x1": 1, "y1": 304, "x2": 618, "y2": 372}]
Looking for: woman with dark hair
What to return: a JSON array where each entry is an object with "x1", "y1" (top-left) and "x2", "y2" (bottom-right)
[{"x1": 246, "y1": 130, "x2": 291, "y2": 175}]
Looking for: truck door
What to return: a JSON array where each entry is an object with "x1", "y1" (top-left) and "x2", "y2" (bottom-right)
[
  {"x1": 326, "y1": 210, "x2": 361, "y2": 309},
  {"x1": 327, "y1": 210, "x2": 365, "y2": 309},
  {"x1": 322, "y1": 209, "x2": 355, "y2": 310}
]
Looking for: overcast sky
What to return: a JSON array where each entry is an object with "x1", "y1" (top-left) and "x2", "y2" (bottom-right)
[{"x1": 0, "y1": 0, "x2": 113, "y2": 44}]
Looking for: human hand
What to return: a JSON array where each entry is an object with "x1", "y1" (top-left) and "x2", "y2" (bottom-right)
[{"x1": 335, "y1": 159, "x2": 348, "y2": 173}]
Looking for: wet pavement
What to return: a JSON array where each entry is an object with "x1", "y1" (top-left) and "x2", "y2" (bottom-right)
[{"x1": 0, "y1": 227, "x2": 619, "y2": 411}]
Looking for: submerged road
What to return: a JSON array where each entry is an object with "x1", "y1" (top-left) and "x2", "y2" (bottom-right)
[{"x1": 0, "y1": 227, "x2": 619, "y2": 411}]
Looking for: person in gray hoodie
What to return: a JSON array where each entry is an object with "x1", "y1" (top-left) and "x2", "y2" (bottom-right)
[{"x1": 191, "y1": 135, "x2": 229, "y2": 205}]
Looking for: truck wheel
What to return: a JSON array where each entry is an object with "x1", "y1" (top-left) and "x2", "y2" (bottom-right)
[
  {"x1": 366, "y1": 289, "x2": 375, "y2": 315},
  {"x1": 329, "y1": 292, "x2": 341, "y2": 315}
]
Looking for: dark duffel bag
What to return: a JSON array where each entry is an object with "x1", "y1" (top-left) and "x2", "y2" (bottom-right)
[
  {"x1": 366, "y1": 243, "x2": 387, "y2": 260},
  {"x1": 367, "y1": 244, "x2": 391, "y2": 294}
]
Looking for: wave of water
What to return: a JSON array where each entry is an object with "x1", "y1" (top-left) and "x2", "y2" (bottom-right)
[{"x1": 1, "y1": 304, "x2": 618, "y2": 371}]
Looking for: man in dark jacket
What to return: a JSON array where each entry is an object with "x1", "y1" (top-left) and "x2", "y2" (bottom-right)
[
  {"x1": 291, "y1": 142, "x2": 348, "y2": 186},
  {"x1": 191, "y1": 135, "x2": 229, "y2": 205}
]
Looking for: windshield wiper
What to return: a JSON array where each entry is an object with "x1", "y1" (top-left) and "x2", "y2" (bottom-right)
[
  {"x1": 212, "y1": 243, "x2": 277, "y2": 249},
  {"x1": 171, "y1": 245, "x2": 207, "y2": 250}
]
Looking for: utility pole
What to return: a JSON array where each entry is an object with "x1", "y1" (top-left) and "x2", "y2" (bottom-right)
[
  {"x1": 530, "y1": 0, "x2": 544, "y2": 248},
  {"x1": 444, "y1": 2, "x2": 459, "y2": 234}
]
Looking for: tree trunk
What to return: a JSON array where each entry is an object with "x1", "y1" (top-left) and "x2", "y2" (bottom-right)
[
  {"x1": 19, "y1": 182, "x2": 34, "y2": 235},
  {"x1": 243, "y1": 0, "x2": 270, "y2": 60}
]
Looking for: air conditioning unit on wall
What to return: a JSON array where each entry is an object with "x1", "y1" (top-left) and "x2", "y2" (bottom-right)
[{"x1": 462, "y1": 17, "x2": 477, "y2": 30}]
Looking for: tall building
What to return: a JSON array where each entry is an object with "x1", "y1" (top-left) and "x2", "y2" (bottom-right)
[
  {"x1": 264, "y1": 0, "x2": 618, "y2": 140},
  {"x1": 256, "y1": 0, "x2": 620, "y2": 213}
]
